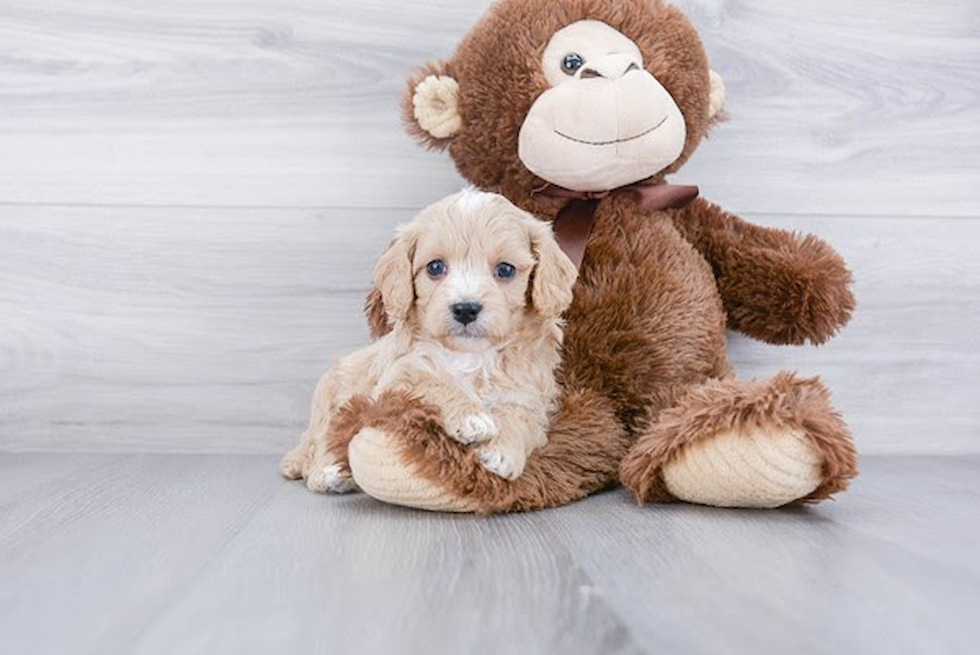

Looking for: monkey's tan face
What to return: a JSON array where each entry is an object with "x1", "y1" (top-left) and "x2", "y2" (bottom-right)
[{"x1": 518, "y1": 20, "x2": 687, "y2": 192}]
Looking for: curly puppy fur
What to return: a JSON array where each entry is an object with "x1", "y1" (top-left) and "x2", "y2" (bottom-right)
[
  {"x1": 354, "y1": 0, "x2": 857, "y2": 511},
  {"x1": 282, "y1": 189, "x2": 578, "y2": 491}
]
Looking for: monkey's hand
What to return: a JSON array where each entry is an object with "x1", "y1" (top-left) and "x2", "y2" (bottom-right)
[{"x1": 671, "y1": 198, "x2": 854, "y2": 345}]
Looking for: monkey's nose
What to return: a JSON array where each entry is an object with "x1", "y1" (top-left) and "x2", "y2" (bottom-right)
[
  {"x1": 451, "y1": 301, "x2": 483, "y2": 325},
  {"x1": 579, "y1": 54, "x2": 639, "y2": 80}
]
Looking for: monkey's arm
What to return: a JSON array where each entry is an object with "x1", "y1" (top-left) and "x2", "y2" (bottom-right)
[
  {"x1": 670, "y1": 198, "x2": 854, "y2": 345},
  {"x1": 380, "y1": 363, "x2": 498, "y2": 445}
]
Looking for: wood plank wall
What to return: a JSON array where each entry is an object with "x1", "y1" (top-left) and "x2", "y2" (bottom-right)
[{"x1": 1, "y1": 0, "x2": 977, "y2": 454}]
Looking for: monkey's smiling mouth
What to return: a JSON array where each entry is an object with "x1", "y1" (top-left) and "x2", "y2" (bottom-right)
[{"x1": 554, "y1": 115, "x2": 668, "y2": 146}]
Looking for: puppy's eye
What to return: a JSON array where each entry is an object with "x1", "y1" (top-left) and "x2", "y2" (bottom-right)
[
  {"x1": 426, "y1": 260, "x2": 447, "y2": 278},
  {"x1": 561, "y1": 53, "x2": 585, "y2": 75},
  {"x1": 494, "y1": 262, "x2": 516, "y2": 280}
]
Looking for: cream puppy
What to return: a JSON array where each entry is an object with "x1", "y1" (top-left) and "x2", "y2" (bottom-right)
[{"x1": 280, "y1": 189, "x2": 578, "y2": 493}]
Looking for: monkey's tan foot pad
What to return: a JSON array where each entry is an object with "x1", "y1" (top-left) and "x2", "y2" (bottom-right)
[
  {"x1": 662, "y1": 427, "x2": 822, "y2": 509},
  {"x1": 621, "y1": 373, "x2": 857, "y2": 507},
  {"x1": 348, "y1": 427, "x2": 478, "y2": 512}
]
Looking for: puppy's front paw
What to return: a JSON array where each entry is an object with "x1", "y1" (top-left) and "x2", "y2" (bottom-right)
[
  {"x1": 446, "y1": 412, "x2": 498, "y2": 444},
  {"x1": 306, "y1": 464, "x2": 357, "y2": 494},
  {"x1": 478, "y1": 446, "x2": 525, "y2": 480}
]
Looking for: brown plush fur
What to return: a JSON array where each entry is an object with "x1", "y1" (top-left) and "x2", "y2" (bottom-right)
[
  {"x1": 618, "y1": 372, "x2": 857, "y2": 504},
  {"x1": 352, "y1": 388, "x2": 630, "y2": 514},
  {"x1": 353, "y1": 0, "x2": 858, "y2": 512},
  {"x1": 403, "y1": 0, "x2": 716, "y2": 221},
  {"x1": 671, "y1": 199, "x2": 855, "y2": 345},
  {"x1": 325, "y1": 394, "x2": 373, "y2": 476}
]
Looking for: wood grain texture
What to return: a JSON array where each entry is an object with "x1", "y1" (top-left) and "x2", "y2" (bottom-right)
[
  {"x1": 1, "y1": 453, "x2": 978, "y2": 655},
  {"x1": 0, "y1": 454, "x2": 282, "y2": 655},
  {"x1": 1, "y1": 207, "x2": 977, "y2": 454},
  {"x1": 547, "y1": 457, "x2": 980, "y2": 655},
  {"x1": 0, "y1": 0, "x2": 977, "y2": 454},
  {"x1": 0, "y1": 0, "x2": 977, "y2": 215},
  {"x1": 1, "y1": 4, "x2": 977, "y2": 654}
]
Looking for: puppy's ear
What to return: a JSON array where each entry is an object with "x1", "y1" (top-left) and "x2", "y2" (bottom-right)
[
  {"x1": 372, "y1": 224, "x2": 419, "y2": 324},
  {"x1": 403, "y1": 62, "x2": 461, "y2": 150},
  {"x1": 527, "y1": 219, "x2": 578, "y2": 318},
  {"x1": 364, "y1": 287, "x2": 391, "y2": 340}
]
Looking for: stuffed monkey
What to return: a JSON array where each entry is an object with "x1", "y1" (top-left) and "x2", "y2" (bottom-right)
[{"x1": 323, "y1": 0, "x2": 858, "y2": 512}]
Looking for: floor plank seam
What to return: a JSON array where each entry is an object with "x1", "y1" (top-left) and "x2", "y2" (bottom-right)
[{"x1": 125, "y1": 481, "x2": 282, "y2": 651}]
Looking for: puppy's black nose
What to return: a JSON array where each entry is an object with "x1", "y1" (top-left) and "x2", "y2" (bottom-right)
[{"x1": 451, "y1": 301, "x2": 483, "y2": 325}]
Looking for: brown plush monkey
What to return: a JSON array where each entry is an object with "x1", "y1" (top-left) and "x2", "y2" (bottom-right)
[{"x1": 324, "y1": 0, "x2": 858, "y2": 512}]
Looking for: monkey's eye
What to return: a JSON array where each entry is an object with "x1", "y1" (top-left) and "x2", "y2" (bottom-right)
[
  {"x1": 561, "y1": 53, "x2": 585, "y2": 75},
  {"x1": 426, "y1": 260, "x2": 447, "y2": 278},
  {"x1": 495, "y1": 262, "x2": 516, "y2": 280}
]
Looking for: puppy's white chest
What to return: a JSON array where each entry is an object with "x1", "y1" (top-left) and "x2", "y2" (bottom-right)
[
  {"x1": 443, "y1": 349, "x2": 495, "y2": 375},
  {"x1": 418, "y1": 343, "x2": 497, "y2": 398},
  {"x1": 440, "y1": 348, "x2": 496, "y2": 389}
]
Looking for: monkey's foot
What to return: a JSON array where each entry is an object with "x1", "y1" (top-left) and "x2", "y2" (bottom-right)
[
  {"x1": 620, "y1": 372, "x2": 857, "y2": 508},
  {"x1": 349, "y1": 427, "x2": 475, "y2": 511},
  {"x1": 346, "y1": 388, "x2": 626, "y2": 514}
]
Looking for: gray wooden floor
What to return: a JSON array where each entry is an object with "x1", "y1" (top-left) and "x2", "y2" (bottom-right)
[
  {"x1": 1, "y1": 1, "x2": 979, "y2": 653},
  {"x1": 1, "y1": 454, "x2": 978, "y2": 655}
]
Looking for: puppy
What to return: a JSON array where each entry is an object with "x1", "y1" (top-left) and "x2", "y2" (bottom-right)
[{"x1": 280, "y1": 188, "x2": 578, "y2": 493}]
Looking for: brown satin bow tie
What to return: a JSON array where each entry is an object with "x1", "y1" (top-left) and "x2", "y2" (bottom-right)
[{"x1": 532, "y1": 180, "x2": 700, "y2": 269}]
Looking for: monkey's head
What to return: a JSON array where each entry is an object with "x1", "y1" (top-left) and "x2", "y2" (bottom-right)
[{"x1": 403, "y1": 0, "x2": 726, "y2": 218}]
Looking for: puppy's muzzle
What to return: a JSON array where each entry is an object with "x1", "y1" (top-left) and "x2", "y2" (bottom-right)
[{"x1": 451, "y1": 301, "x2": 483, "y2": 326}]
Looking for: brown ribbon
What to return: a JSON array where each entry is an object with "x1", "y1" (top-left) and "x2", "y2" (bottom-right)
[{"x1": 533, "y1": 180, "x2": 700, "y2": 269}]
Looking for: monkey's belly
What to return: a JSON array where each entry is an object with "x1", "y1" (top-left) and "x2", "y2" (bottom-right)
[{"x1": 559, "y1": 205, "x2": 730, "y2": 427}]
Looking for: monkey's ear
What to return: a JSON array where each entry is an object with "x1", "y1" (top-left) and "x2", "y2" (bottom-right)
[
  {"x1": 402, "y1": 62, "x2": 461, "y2": 149},
  {"x1": 707, "y1": 70, "x2": 727, "y2": 123}
]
